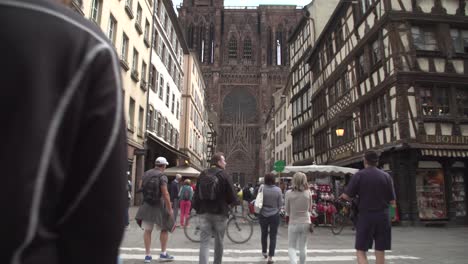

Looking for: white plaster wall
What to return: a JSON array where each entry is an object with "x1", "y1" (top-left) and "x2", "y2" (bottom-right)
[
  {"x1": 417, "y1": 58, "x2": 430, "y2": 72},
  {"x1": 434, "y1": 58, "x2": 446, "y2": 73},
  {"x1": 418, "y1": 0, "x2": 435, "y2": 13},
  {"x1": 444, "y1": 0, "x2": 459, "y2": 15},
  {"x1": 452, "y1": 60, "x2": 464, "y2": 74},
  {"x1": 461, "y1": 125, "x2": 468, "y2": 136},
  {"x1": 424, "y1": 123, "x2": 436, "y2": 135},
  {"x1": 441, "y1": 123, "x2": 453, "y2": 135}
]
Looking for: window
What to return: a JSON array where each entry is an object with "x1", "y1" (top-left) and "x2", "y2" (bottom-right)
[
  {"x1": 356, "y1": 53, "x2": 367, "y2": 80},
  {"x1": 138, "y1": 106, "x2": 144, "y2": 136},
  {"x1": 456, "y1": 88, "x2": 468, "y2": 117},
  {"x1": 90, "y1": 0, "x2": 102, "y2": 24},
  {"x1": 132, "y1": 48, "x2": 139, "y2": 72},
  {"x1": 371, "y1": 39, "x2": 382, "y2": 65},
  {"x1": 159, "y1": 76, "x2": 164, "y2": 99},
  {"x1": 163, "y1": 118, "x2": 168, "y2": 140},
  {"x1": 107, "y1": 14, "x2": 117, "y2": 45},
  {"x1": 450, "y1": 29, "x2": 468, "y2": 53},
  {"x1": 144, "y1": 20, "x2": 150, "y2": 42},
  {"x1": 136, "y1": 4, "x2": 142, "y2": 26},
  {"x1": 141, "y1": 61, "x2": 147, "y2": 84},
  {"x1": 228, "y1": 36, "x2": 237, "y2": 59},
  {"x1": 148, "y1": 108, "x2": 154, "y2": 131},
  {"x1": 419, "y1": 86, "x2": 449, "y2": 116},
  {"x1": 361, "y1": 94, "x2": 389, "y2": 130},
  {"x1": 171, "y1": 94, "x2": 175, "y2": 114},
  {"x1": 412, "y1": 27, "x2": 438, "y2": 51},
  {"x1": 128, "y1": 98, "x2": 135, "y2": 131},
  {"x1": 121, "y1": 33, "x2": 129, "y2": 62},
  {"x1": 243, "y1": 37, "x2": 252, "y2": 60},
  {"x1": 312, "y1": 92, "x2": 326, "y2": 119},
  {"x1": 166, "y1": 84, "x2": 170, "y2": 107},
  {"x1": 325, "y1": 37, "x2": 334, "y2": 63},
  {"x1": 150, "y1": 67, "x2": 158, "y2": 92},
  {"x1": 176, "y1": 101, "x2": 180, "y2": 119},
  {"x1": 156, "y1": 112, "x2": 162, "y2": 135},
  {"x1": 314, "y1": 131, "x2": 327, "y2": 154}
]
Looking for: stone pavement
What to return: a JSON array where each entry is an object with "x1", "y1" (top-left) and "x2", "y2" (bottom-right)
[{"x1": 121, "y1": 206, "x2": 468, "y2": 263}]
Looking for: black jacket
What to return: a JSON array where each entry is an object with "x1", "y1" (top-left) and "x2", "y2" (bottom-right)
[
  {"x1": 0, "y1": 1, "x2": 127, "y2": 263},
  {"x1": 193, "y1": 166, "x2": 238, "y2": 216}
]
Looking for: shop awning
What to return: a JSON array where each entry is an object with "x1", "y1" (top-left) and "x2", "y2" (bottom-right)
[
  {"x1": 272, "y1": 165, "x2": 359, "y2": 177},
  {"x1": 421, "y1": 149, "x2": 468, "y2": 158},
  {"x1": 147, "y1": 132, "x2": 189, "y2": 160},
  {"x1": 164, "y1": 165, "x2": 201, "y2": 177}
]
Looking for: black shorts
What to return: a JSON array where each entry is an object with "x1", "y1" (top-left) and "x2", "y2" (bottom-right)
[{"x1": 355, "y1": 211, "x2": 391, "y2": 251}]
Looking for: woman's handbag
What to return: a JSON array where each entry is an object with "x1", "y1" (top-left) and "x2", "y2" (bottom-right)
[{"x1": 254, "y1": 185, "x2": 264, "y2": 214}]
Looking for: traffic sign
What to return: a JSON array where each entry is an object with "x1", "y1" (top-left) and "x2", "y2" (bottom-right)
[{"x1": 274, "y1": 160, "x2": 286, "y2": 172}]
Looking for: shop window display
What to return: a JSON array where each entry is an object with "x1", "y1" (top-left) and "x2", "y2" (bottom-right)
[
  {"x1": 416, "y1": 168, "x2": 447, "y2": 220},
  {"x1": 450, "y1": 167, "x2": 466, "y2": 217}
]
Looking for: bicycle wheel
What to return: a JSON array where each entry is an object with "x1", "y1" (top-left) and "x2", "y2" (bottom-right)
[
  {"x1": 247, "y1": 212, "x2": 258, "y2": 221},
  {"x1": 226, "y1": 216, "x2": 253, "y2": 244},
  {"x1": 331, "y1": 213, "x2": 346, "y2": 235},
  {"x1": 184, "y1": 214, "x2": 201, "y2": 242}
]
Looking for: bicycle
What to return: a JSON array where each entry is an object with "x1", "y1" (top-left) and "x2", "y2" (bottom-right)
[
  {"x1": 184, "y1": 209, "x2": 254, "y2": 244},
  {"x1": 330, "y1": 198, "x2": 352, "y2": 235}
]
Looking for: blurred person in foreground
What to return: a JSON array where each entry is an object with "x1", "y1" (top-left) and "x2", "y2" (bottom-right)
[
  {"x1": 340, "y1": 150, "x2": 396, "y2": 264},
  {"x1": 0, "y1": 0, "x2": 127, "y2": 263}
]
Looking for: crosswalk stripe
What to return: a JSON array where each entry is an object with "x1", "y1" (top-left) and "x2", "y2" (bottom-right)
[
  {"x1": 120, "y1": 254, "x2": 421, "y2": 262},
  {"x1": 120, "y1": 247, "x2": 389, "y2": 254}
]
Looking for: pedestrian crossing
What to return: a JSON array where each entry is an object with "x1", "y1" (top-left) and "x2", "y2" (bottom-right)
[{"x1": 119, "y1": 247, "x2": 421, "y2": 263}]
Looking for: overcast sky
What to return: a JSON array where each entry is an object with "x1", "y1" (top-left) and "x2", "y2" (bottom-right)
[{"x1": 172, "y1": 0, "x2": 311, "y2": 8}]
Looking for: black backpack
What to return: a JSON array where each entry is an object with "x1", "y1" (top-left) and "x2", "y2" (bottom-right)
[
  {"x1": 198, "y1": 168, "x2": 222, "y2": 201},
  {"x1": 142, "y1": 171, "x2": 162, "y2": 205}
]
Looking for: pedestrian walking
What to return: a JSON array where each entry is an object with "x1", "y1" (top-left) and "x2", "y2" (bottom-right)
[
  {"x1": 242, "y1": 183, "x2": 254, "y2": 217},
  {"x1": 193, "y1": 152, "x2": 237, "y2": 264},
  {"x1": 178, "y1": 179, "x2": 194, "y2": 227},
  {"x1": 126, "y1": 176, "x2": 133, "y2": 227},
  {"x1": 1, "y1": 0, "x2": 128, "y2": 263},
  {"x1": 170, "y1": 174, "x2": 182, "y2": 226},
  {"x1": 258, "y1": 173, "x2": 283, "y2": 264},
  {"x1": 135, "y1": 157, "x2": 175, "y2": 263},
  {"x1": 285, "y1": 172, "x2": 313, "y2": 264},
  {"x1": 339, "y1": 150, "x2": 396, "y2": 264}
]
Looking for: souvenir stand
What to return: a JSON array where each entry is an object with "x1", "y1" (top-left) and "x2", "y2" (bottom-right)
[{"x1": 280, "y1": 165, "x2": 359, "y2": 226}]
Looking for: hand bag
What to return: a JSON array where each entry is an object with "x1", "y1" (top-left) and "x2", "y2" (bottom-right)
[{"x1": 254, "y1": 185, "x2": 264, "y2": 214}]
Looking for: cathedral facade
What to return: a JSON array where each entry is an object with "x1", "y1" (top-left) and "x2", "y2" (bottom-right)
[{"x1": 178, "y1": 0, "x2": 302, "y2": 185}]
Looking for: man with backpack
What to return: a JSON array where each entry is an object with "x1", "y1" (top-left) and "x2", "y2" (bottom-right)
[
  {"x1": 170, "y1": 174, "x2": 182, "y2": 226},
  {"x1": 193, "y1": 152, "x2": 238, "y2": 264},
  {"x1": 242, "y1": 183, "x2": 254, "y2": 217},
  {"x1": 135, "y1": 157, "x2": 175, "y2": 263}
]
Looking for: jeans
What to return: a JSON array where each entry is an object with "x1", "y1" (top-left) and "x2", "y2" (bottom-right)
[
  {"x1": 259, "y1": 214, "x2": 280, "y2": 257},
  {"x1": 179, "y1": 200, "x2": 192, "y2": 226},
  {"x1": 288, "y1": 223, "x2": 309, "y2": 264},
  {"x1": 172, "y1": 199, "x2": 179, "y2": 224},
  {"x1": 199, "y1": 213, "x2": 228, "y2": 264}
]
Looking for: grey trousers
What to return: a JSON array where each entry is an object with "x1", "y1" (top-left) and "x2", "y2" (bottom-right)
[
  {"x1": 199, "y1": 213, "x2": 228, "y2": 264},
  {"x1": 172, "y1": 198, "x2": 179, "y2": 223},
  {"x1": 288, "y1": 223, "x2": 309, "y2": 264}
]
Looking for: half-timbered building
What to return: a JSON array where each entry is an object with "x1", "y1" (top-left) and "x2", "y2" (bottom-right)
[{"x1": 302, "y1": 0, "x2": 468, "y2": 223}]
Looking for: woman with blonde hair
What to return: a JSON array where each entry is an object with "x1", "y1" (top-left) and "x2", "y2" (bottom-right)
[
  {"x1": 178, "y1": 179, "x2": 193, "y2": 227},
  {"x1": 285, "y1": 172, "x2": 312, "y2": 264}
]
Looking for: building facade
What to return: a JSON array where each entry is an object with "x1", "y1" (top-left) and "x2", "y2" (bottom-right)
[
  {"x1": 180, "y1": 52, "x2": 211, "y2": 171},
  {"x1": 178, "y1": 0, "x2": 302, "y2": 185},
  {"x1": 79, "y1": 0, "x2": 154, "y2": 204},
  {"x1": 273, "y1": 87, "x2": 293, "y2": 167},
  {"x1": 145, "y1": 0, "x2": 188, "y2": 174},
  {"x1": 289, "y1": 0, "x2": 340, "y2": 166},
  {"x1": 301, "y1": 0, "x2": 468, "y2": 223}
]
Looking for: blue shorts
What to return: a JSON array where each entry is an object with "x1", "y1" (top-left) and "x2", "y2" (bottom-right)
[{"x1": 355, "y1": 211, "x2": 391, "y2": 251}]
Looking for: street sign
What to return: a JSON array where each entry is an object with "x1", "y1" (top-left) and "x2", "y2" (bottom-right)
[{"x1": 273, "y1": 160, "x2": 286, "y2": 172}]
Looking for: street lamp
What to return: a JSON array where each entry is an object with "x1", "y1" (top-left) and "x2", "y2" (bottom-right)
[{"x1": 335, "y1": 127, "x2": 345, "y2": 137}]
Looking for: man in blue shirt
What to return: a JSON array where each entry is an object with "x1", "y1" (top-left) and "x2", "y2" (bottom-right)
[{"x1": 340, "y1": 150, "x2": 396, "y2": 264}]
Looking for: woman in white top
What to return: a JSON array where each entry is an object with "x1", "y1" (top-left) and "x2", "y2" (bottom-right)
[{"x1": 285, "y1": 172, "x2": 312, "y2": 264}]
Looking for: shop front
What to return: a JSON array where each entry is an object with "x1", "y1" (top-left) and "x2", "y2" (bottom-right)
[{"x1": 380, "y1": 147, "x2": 468, "y2": 225}]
